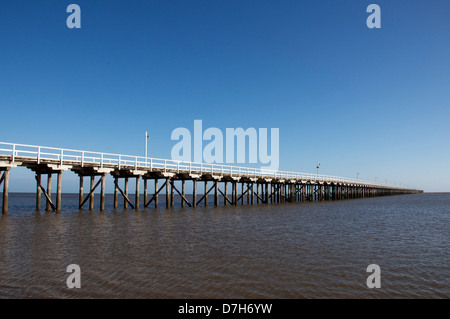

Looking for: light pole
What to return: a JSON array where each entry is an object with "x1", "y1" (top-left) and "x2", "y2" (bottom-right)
[
  {"x1": 145, "y1": 131, "x2": 150, "y2": 159},
  {"x1": 316, "y1": 162, "x2": 320, "y2": 176}
]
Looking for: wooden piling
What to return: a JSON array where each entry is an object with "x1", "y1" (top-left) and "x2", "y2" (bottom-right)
[
  {"x1": 181, "y1": 180, "x2": 185, "y2": 208},
  {"x1": 170, "y1": 180, "x2": 174, "y2": 207},
  {"x1": 100, "y1": 174, "x2": 106, "y2": 211},
  {"x1": 36, "y1": 173, "x2": 41, "y2": 211},
  {"x1": 90, "y1": 175, "x2": 95, "y2": 210},
  {"x1": 256, "y1": 183, "x2": 259, "y2": 204},
  {"x1": 135, "y1": 176, "x2": 140, "y2": 210},
  {"x1": 56, "y1": 171, "x2": 62, "y2": 212},
  {"x1": 165, "y1": 178, "x2": 169, "y2": 209},
  {"x1": 232, "y1": 182, "x2": 236, "y2": 205},
  {"x1": 214, "y1": 180, "x2": 219, "y2": 206},
  {"x1": 224, "y1": 181, "x2": 227, "y2": 206},
  {"x1": 114, "y1": 177, "x2": 118, "y2": 209},
  {"x1": 79, "y1": 175, "x2": 83, "y2": 209},
  {"x1": 193, "y1": 179, "x2": 197, "y2": 207},
  {"x1": 155, "y1": 179, "x2": 159, "y2": 208},
  {"x1": 204, "y1": 181, "x2": 208, "y2": 206},
  {"x1": 144, "y1": 179, "x2": 148, "y2": 208},
  {"x1": 265, "y1": 183, "x2": 269, "y2": 204},
  {"x1": 2, "y1": 169, "x2": 9, "y2": 214},
  {"x1": 46, "y1": 174, "x2": 52, "y2": 211},
  {"x1": 124, "y1": 177, "x2": 129, "y2": 209}
]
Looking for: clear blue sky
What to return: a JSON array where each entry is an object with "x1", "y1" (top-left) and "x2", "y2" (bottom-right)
[{"x1": 1, "y1": 0, "x2": 449, "y2": 192}]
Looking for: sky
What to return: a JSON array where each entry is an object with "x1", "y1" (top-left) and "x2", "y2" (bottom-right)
[{"x1": 0, "y1": 0, "x2": 449, "y2": 192}]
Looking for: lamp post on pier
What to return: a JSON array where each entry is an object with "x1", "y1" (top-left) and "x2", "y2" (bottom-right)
[{"x1": 145, "y1": 131, "x2": 150, "y2": 159}]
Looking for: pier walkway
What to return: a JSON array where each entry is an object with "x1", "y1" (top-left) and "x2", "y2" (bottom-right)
[{"x1": 0, "y1": 142, "x2": 422, "y2": 213}]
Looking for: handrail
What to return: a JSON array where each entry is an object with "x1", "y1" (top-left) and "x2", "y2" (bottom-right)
[{"x1": 0, "y1": 142, "x2": 418, "y2": 190}]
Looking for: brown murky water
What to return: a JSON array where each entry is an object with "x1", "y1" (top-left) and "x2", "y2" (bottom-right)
[{"x1": 0, "y1": 193, "x2": 448, "y2": 298}]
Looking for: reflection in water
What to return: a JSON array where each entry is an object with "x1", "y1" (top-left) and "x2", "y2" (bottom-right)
[{"x1": 0, "y1": 193, "x2": 449, "y2": 298}]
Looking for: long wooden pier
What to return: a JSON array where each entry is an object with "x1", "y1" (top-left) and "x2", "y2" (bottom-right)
[{"x1": 0, "y1": 142, "x2": 422, "y2": 213}]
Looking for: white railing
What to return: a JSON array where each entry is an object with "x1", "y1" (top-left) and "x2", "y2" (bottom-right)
[{"x1": 0, "y1": 142, "x2": 413, "y2": 190}]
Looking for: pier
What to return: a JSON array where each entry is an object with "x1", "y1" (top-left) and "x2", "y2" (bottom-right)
[{"x1": 0, "y1": 142, "x2": 422, "y2": 213}]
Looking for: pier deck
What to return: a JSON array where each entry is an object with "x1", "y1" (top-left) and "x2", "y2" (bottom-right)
[{"x1": 0, "y1": 142, "x2": 422, "y2": 213}]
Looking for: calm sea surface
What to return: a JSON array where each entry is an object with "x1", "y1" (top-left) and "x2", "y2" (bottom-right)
[{"x1": 0, "y1": 193, "x2": 448, "y2": 298}]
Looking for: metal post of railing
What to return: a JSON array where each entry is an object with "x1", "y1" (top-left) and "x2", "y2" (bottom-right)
[
  {"x1": 101, "y1": 153, "x2": 104, "y2": 168},
  {"x1": 12, "y1": 144, "x2": 15, "y2": 162},
  {"x1": 135, "y1": 156, "x2": 137, "y2": 170},
  {"x1": 37, "y1": 147, "x2": 41, "y2": 164},
  {"x1": 164, "y1": 160, "x2": 167, "y2": 173},
  {"x1": 118, "y1": 155, "x2": 121, "y2": 170},
  {"x1": 81, "y1": 152, "x2": 85, "y2": 167},
  {"x1": 60, "y1": 149, "x2": 63, "y2": 166}
]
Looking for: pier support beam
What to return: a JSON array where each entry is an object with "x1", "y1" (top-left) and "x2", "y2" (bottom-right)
[
  {"x1": 100, "y1": 173, "x2": 106, "y2": 211},
  {"x1": 1, "y1": 168, "x2": 10, "y2": 214},
  {"x1": 166, "y1": 178, "x2": 170, "y2": 209},
  {"x1": 124, "y1": 177, "x2": 129, "y2": 209},
  {"x1": 224, "y1": 182, "x2": 228, "y2": 206},
  {"x1": 135, "y1": 175, "x2": 140, "y2": 210},
  {"x1": 36, "y1": 173, "x2": 41, "y2": 211},
  {"x1": 56, "y1": 171, "x2": 62, "y2": 212},
  {"x1": 170, "y1": 180, "x2": 174, "y2": 207},
  {"x1": 46, "y1": 174, "x2": 52, "y2": 211},
  {"x1": 181, "y1": 180, "x2": 185, "y2": 208},
  {"x1": 193, "y1": 179, "x2": 197, "y2": 207},
  {"x1": 114, "y1": 177, "x2": 118, "y2": 209},
  {"x1": 214, "y1": 180, "x2": 219, "y2": 206},
  {"x1": 79, "y1": 176, "x2": 84, "y2": 209},
  {"x1": 155, "y1": 179, "x2": 159, "y2": 208}
]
